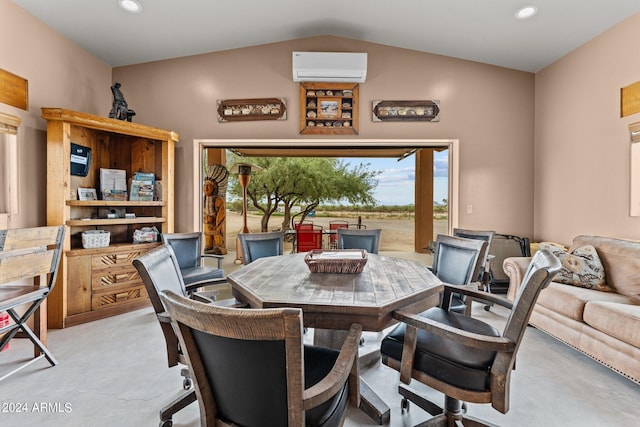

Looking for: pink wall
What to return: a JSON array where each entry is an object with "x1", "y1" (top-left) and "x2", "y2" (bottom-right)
[
  {"x1": 535, "y1": 12, "x2": 640, "y2": 244},
  {"x1": 113, "y1": 36, "x2": 535, "y2": 235},
  {"x1": 0, "y1": 0, "x2": 111, "y2": 228}
]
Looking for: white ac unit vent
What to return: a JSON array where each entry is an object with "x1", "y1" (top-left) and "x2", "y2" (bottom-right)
[{"x1": 292, "y1": 52, "x2": 367, "y2": 83}]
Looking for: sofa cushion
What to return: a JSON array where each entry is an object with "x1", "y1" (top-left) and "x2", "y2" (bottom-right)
[
  {"x1": 539, "y1": 243, "x2": 610, "y2": 291},
  {"x1": 583, "y1": 301, "x2": 640, "y2": 348},
  {"x1": 537, "y1": 282, "x2": 635, "y2": 321},
  {"x1": 571, "y1": 235, "x2": 640, "y2": 300}
]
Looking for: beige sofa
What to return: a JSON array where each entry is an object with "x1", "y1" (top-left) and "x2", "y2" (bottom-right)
[{"x1": 503, "y1": 235, "x2": 640, "y2": 384}]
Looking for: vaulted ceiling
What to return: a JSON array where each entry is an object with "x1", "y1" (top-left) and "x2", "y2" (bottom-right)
[{"x1": 13, "y1": 0, "x2": 640, "y2": 72}]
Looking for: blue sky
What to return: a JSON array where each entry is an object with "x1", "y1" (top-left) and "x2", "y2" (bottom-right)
[{"x1": 340, "y1": 149, "x2": 448, "y2": 206}]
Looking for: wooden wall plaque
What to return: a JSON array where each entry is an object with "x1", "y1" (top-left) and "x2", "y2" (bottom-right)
[
  {"x1": 217, "y1": 98, "x2": 286, "y2": 122},
  {"x1": 0, "y1": 68, "x2": 28, "y2": 110},
  {"x1": 621, "y1": 80, "x2": 640, "y2": 118}
]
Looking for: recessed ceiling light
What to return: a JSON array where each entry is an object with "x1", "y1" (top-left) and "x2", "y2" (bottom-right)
[
  {"x1": 119, "y1": 0, "x2": 142, "y2": 13},
  {"x1": 515, "y1": 5, "x2": 538, "y2": 20}
]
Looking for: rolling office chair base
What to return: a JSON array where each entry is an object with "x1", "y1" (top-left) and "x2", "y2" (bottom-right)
[
  {"x1": 158, "y1": 368, "x2": 196, "y2": 427},
  {"x1": 399, "y1": 384, "x2": 498, "y2": 427}
]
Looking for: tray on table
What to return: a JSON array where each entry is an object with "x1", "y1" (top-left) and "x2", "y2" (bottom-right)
[{"x1": 304, "y1": 249, "x2": 368, "y2": 273}]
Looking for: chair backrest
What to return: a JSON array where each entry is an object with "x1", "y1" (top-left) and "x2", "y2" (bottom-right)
[
  {"x1": 453, "y1": 228, "x2": 495, "y2": 281},
  {"x1": 431, "y1": 234, "x2": 486, "y2": 286},
  {"x1": 296, "y1": 224, "x2": 323, "y2": 252},
  {"x1": 293, "y1": 220, "x2": 313, "y2": 230},
  {"x1": 491, "y1": 249, "x2": 561, "y2": 411},
  {"x1": 238, "y1": 231, "x2": 284, "y2": 265},
  {"x1": 0, "y1": 225, "x2": 64, "y2": 292},
  {"x1": 489, "y1": 233, "x2": 531, "y2": 285},
  {"x1": 160, "y1": 290, "x2": 306, "y2": 426},
  {"x1": 337, "y1": 228, "x2": 382, "y2": 254},
  {"x1": 132, "y1": 244, "x2": 187, "y2": 367},
  {"x1": 328, "y1": 220, "x2": 349, "y2": 246},
  {"x1": 161, "y1": 232, "x2": 203, "y2": 269}
]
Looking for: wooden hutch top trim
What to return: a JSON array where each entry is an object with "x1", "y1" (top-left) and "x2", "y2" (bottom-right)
[{"x1": 41, "y1": 108, "x2": 179, "y2": 142}]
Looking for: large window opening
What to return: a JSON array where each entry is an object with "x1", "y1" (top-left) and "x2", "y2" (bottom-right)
[{"x1": 194, "y1": 139, "x2": 458, "y2": 256}]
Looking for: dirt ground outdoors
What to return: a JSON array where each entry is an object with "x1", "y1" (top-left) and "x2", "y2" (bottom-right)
[{"x1": 225, "y1": 210, "x2": 448, "y2": 253}]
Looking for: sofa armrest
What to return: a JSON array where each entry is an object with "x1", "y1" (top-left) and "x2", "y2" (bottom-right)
[{"x1": 503, "y1": 256, "x2": 532, "y2": 301}]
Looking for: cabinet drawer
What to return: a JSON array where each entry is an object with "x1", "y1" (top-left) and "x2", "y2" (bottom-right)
[
  {"x1": 91, "y1": 285, "x2": 148, "y2": 310},
  {"x1": 91, "y1": 247, "x2": 150, "y2": 270},
  {"x1": 91, "y1": 267, "x2": 141, "y2": 293}
]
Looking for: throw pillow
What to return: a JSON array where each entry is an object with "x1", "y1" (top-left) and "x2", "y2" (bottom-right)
[{"x1": 539, "y1": 243, "x2": 611, "y2": 291}]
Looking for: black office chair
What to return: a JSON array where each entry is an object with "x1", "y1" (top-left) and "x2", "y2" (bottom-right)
[
  {"x1": 0, "y1": 226, "x2": 64, "y2": 382},
  {"x1": 431, "y1": 234, "x2": 486, "y2": 314},
  {"x1": 160, "y1": 289, "x2": 362, "y2": 427},
  {"x1": 453, "y1": 228, "x2": 496, "y2": 312},
  {"x1": 238, "y1": 231, "x2": 284, "y2": 265},
  {"x1": 161, "y1": 232, "x2": 226, "y2": 288},
  {"x1": 488, "y1": 233, "x2": 531, "y2": 294},
  {"x1": 337, "y1": 228, "x2": 382, "y2": 254},
  {"x1": 133, "y1": 244, "x2": 242, "y2": 427},
  {"x1": 381, "y1": 249, "x2": 561, "y2": 427}
]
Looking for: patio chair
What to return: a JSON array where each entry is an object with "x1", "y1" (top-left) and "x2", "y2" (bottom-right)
[
  {"x1": 161, "y1": 232, "x2": 226, "y2": 288},
  {"x1": 160, "y1": 289, "x2": 362, "y2": 427},
  {"x1": 380, "y1": 249, "x2": 561, "y2": 427},
  {"x1": 337, "y1": 228, "x2": 381, "y2": 254},
  {"x1": 0, "y1": 225, "x2": 64, "y2": 382},
  {"x1": 238, "y1": 231, "x2": 284, "y2": 264},
  {"x1": 296, "y1": 224, "x2": 323, "y2": 253},
  {"x1": 328, "y1": 220, "x2": 349, "y2": 249}
]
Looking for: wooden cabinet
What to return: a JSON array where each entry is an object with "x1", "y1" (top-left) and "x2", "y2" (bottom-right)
[
  {"x1": 299, "y1": 82, "x2": 359, "y2": 135},
  {"x1": 43, "y1": 108, "x2": 177, "y2": 328}
]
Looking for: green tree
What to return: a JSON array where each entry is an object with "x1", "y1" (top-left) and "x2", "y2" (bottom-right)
[{"x1": 228, "y1": 156, "x2": 378, "y2": 232}]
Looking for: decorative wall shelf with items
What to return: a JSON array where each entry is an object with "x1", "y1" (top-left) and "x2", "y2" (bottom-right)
[
  {"x1": 299, "y1": 82, "x2": 359, "y2": 135},
  {"x1": 43, "y1": 108, "x2": 177, "y2": 328}
]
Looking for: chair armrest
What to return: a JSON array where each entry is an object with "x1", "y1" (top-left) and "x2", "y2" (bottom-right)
[
  {"x1": 157, "y1": 311, "x2": 172, "y2": 324},
  {"x1": 191, "y1": 290, "x2": 219, "y2": 303},
  {"x1": 442, "y1": 283, "x2": 513, "y2": 310},
  {"x1": 303, "y1": 323, "x2": 362, "y2": 410},
  {"x1": 184, "y1": 277, "x2": 227, "y2": 294},
  {"x1": 201, "y1": 253, "x2": 224, "y2": 269},
  {"x1": 503, "y1": 256, "x2": 532, "y2": 301},
  {"x1": 393, "y1": 309, "x2": 516, "y2": 352}
]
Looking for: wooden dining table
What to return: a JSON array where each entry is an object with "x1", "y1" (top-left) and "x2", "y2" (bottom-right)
[{"x1": 227, "y1": 252, "x2": 443, "y2": 424}]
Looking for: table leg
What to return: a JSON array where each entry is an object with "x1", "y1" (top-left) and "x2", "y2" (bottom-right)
[{"x1": 313, "y1": 328, "x2": 390, "y2": 425}]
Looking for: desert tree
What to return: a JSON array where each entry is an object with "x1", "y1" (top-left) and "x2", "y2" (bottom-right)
[{"x1": 227, "y1": 155, "x2": 378, "y2": 232}]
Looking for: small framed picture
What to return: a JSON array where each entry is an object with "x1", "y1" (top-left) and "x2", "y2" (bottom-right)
[
  {"x1": 78, "y1": 187, "x2": 98, "y2": 201},
  {"x1": 319, "y1": 98, "x2": 340, "y2": 118}
]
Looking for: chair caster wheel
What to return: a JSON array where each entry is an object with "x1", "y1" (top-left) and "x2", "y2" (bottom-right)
[
  {"x1": 401, "y1": 397, "x2": 410, "y2": 413},
  {"x1": 160, "y1": 419, "x2": 173, "y2": 427},
  {"x1": 462, "y1": 402, "x2": 467, "y2": 414},
  {"x1": 183, "y1": 378, "x2": 191, "y2": 390},
  {"x1": 359, "y1": 337, "x2": 365, "y2": 346},
  {"x1": 483, "y1": 305, "x2": 491, "y2": 311}
]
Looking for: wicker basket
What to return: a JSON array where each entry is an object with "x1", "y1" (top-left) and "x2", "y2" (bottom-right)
[
  {"x1": 81, "y1": 230, "x2": 110, "y2": 249},
  {"x1": 304, "y1": 249, "x2": 368, "y2": 274}
]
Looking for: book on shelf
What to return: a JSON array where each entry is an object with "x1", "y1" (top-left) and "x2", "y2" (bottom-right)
[
  {"x1": 100, "y1": 168, "x2": 127, "y2": 201},
  {"x1": 129, "y1": 172, "x2": 155, "y2": 201}
]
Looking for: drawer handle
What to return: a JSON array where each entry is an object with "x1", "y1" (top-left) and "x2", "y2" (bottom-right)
[{"x1": 115, "y1": 292, "x2": 129, "y2": 302}]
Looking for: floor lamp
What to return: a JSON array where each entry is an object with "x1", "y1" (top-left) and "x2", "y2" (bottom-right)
[{"x1": 230, "y1": 162, "x2": 260, "y2": 264}]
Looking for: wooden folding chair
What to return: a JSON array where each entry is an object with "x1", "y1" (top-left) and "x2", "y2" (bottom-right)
[{"x1": 0, "y1": 226, "x2": 65, "y2": 382}]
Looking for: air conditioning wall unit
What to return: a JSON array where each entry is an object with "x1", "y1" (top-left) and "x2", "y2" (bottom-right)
[{"x1": 292, "y1": 52, "x2": 367, "y2": 83}]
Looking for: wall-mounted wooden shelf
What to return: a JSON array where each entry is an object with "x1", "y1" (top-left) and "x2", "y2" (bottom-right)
[{"x1": 299, "y1": 82, "x2": 359, "y2": 135}]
